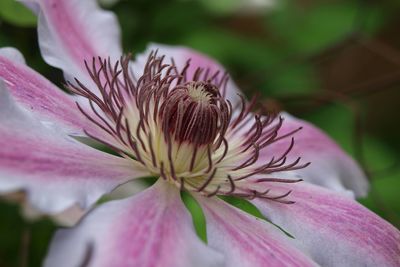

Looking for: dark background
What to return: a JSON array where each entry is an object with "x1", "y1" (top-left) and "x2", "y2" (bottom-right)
[{"x1": 0, "y1": 0, "x2": 399, "y2": 266}]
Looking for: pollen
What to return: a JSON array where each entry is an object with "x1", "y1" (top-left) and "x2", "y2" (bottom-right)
[
  {"x1": 69, "y1": 52, "x2": 309, "y2": 203},
  {"x1": 187, "y1": 82, "x2": 215, "y2": 103}
]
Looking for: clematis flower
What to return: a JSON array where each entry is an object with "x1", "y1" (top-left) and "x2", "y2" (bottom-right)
[{"x1": 0, "y1": 0, "x2": 399, "y2": 266}]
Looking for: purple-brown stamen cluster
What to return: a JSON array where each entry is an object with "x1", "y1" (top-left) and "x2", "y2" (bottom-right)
[
  {"x1": 68, "y1": 51, "x2": 310, "y2": 204},
  {"x1": 160, "y1": 81, "x2": 229, "y2": 146}
]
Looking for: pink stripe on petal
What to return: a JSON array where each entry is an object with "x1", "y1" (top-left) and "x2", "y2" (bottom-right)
[
  {"x1": 252, "y1": 182, "x2": 400, "y2": 267},
  {"x1": 39, "y1": 1, "x2": 96, "y2": 65},
  {"x1": 44, "y1": 181, "x2": 224, "y2": 267},
  {"x1": 23, "y1": 0, "x2": 122, "y2": 85},
  {"x1": 0, "y1": 81, "x2": 146, "y2": 213},
  {"x1": 0, "y1": 47, "x2": 92, "y2": 136},
  {"x1": 196, "y1": 196, "x2": 318, "y2": 267},
  {"x1": 132, "y1": 43, "x2": 242, "y2": 106}
]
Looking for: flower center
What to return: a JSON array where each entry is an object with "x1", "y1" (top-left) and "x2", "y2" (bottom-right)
[
  {"x1": 160, "y1": 81, "x2": 228, "y2": 146},
  {"x1": 69, "y1": 52, "x2": 309, "y2": 202},
  {"x1": 187, "y1": 82, "x2": 215, "y2": 103}
]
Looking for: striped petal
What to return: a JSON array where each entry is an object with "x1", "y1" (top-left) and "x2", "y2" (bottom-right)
[
  {"x1": 44, "y1": 181, "x2": 224, "y2": 267},
  {"x1": 251, "y1": 182, "x2": 400, "y2": 267},
  {"x1": 22, "y1": 0, "x2": 122, "y2": 86},
  {"x1": 0, "y1": 47, "x2": 91, "y2": 136},
  {"x1": 0, "y1": 79, "x2": 147, "y2": 213},
  {"x1": 196, "y1": 196, "x2": 318, "y2": 267}
]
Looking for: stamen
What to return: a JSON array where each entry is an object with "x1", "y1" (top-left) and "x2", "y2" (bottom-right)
[{"x1": 71, "y1": 51, "x2": 310, "y2": 204}]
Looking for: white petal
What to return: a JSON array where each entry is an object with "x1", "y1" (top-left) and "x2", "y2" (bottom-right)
[
  {"x1": 0, "y1": 80, "x2": 148, "y2": 213},
  {"x1": 252, "y1": 182, "x2": 400, "y2": 267},
  {"x1": 0, "y1": 47, "x2": 95, "y2": 136},
  {"x1": 44, "y1": 181, "x2": 224, "y2": 267},
  {"x1": 22, "y1": 0, "x2": 122, "y2": 86},
  {"x1": 197, "y1": 195, "x2": 318, "y2": 267}
]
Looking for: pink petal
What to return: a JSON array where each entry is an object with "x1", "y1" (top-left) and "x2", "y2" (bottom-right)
[
  {"x1": 44, "y1": 181, "x2": 224, "y2": 267},
  {"x1": 262, "y1": 112, "x2": 368, "y2": 197},
  {"x1": 196, "y1": 196, "x2": 318, "y2": 267},
  {"x1": 252, "y1": 182, "x2": 400, "y2": 267},
  {"x1": 22, "y1": 0, "x2": 121, "y2": 85},
  {"x1": 0, "y1": 47, "x2": 92, "y2": 136},
  {"x1": 0, "y1": 80, "x2": 147, "y2": 213},
  {"x1": 132, "y1": 43, "x2": 242, "y2": 106}
]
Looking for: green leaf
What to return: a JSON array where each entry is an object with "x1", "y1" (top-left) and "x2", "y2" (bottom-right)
[
  {"x1": 265, "y1": 64, "x2": 318, "y2": 95},
  {"x1": 198, "y1": 0, "x2": 240, "y2": 15},
  {"x1": 358, "y1": 137, "x2": 400, "y2": 227},
  {"x1": 219, "y1": 196, "x2": 265, "y2": 219},
  {"x1": 0, "y1": 0, "x2": 36, "y2": 27},
  {"x1": 0, "y1": 201, "x2": 56, "y2": 267},
  {"x1": 266, "y1": 1, "x2": 380, "y2": 53},
  {"x1": 181, "y1": 191, "x2": 208, "y2": 242},
  {"x1": 182, "y1": 28, "x2": 318, "y2": 96}
]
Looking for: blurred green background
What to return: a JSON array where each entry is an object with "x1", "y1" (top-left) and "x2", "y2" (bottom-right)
[{"x1": 0, "y1": 0, "x2": 400, "y2": 266}]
